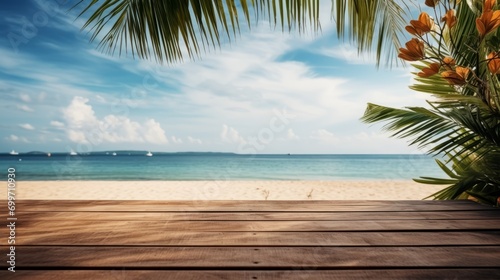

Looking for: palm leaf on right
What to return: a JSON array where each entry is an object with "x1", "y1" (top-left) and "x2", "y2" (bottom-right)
[
  {"x1": 362, "y1": 97, "x2": 500, "y2": 205},
  {"x1": 362, "y1": 0, "x2": 500, "y2": 206}
]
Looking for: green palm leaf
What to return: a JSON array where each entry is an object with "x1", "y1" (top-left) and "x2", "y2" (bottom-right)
[
  {"x1": 362, "y1": 97, "x2": 500, "y2": 203},
  {"x1": 75, "y1": 0, "x2": 323, "y2": 63},
  {"x1": 74, "y1": 0, "x2": 406, "y2": 66},
  {"x1": 334, "y1": 0, "x2": 406, "y2": 67}
]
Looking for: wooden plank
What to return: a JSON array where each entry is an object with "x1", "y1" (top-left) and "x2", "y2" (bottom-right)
[
  {"x1": 11, "y1": 219, "x2": 500, "y2": 234},
  {"x1": 7, "y1": 210, "x2": 500, "y2": 221},
  {"x1": 3, "y1": 269, "x2": 500, "y2": 280},
  {"x1": 8, "y1": 200, "x2": 493, "y2": 212},
  {"x1": 11, "y1": 231, "x2": 500, "y2": 246},
  {"x1": 5, "y1": 246, "x2": 500, "y2": 268}
]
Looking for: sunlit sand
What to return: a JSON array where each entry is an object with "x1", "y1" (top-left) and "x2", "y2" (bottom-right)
[{"x1": 11, "y1": 180, "x2": 444, "y2": 200}]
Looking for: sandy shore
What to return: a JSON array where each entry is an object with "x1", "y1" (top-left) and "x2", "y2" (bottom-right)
[{"x1": 6, "y1": 180, "x2": 444, "y2": 200}]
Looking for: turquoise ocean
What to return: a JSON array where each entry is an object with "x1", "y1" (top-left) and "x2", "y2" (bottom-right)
[{"x1": 0, "y1": 152, "x2": 446, "y2": 181}]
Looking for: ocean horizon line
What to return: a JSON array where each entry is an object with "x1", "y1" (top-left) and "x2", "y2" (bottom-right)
[{"x1": 1, "y1": 150, "x2": 429, "y2": 156}]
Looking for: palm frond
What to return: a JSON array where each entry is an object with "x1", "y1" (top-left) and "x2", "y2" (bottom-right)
[
  {"x1": 362, "y1": 98, "x2": 500, "y2": 204},
  {"x1": 74, "y1": 0, "x2": 321, "y2": 64},
  {"x1": 362, "y1": 100, "x2": 500, "y2": 162},
  {"x1": 333, "y1": 0, "x2": 407, "y2": 67},
  {"x1": 418, "y1": 152, "x2": 500, "y2": 202},
  {"x1": 74, "y1": 0, "x2": 408, "y2": 66}
]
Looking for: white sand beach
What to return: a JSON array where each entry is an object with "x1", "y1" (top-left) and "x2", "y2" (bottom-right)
[{"x1": 7, "y1": 180, "x2": 444, "y2": 200}]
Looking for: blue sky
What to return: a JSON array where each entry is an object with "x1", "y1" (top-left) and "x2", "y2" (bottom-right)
[{"x1": 1, "y1": 0, "x2": 430, "y2": 154}]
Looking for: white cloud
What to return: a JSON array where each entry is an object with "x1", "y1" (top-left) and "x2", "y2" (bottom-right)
[
  {"x1": 188, "y1": 136, "x2": 202, "y2": 144},
  {"x1": 63, "y1": 96, "x2": 168, "y2": 144},
  {"x1": 221, "y1": 124, "x2": 246, "y2": 145},
  {"x1": 19, "y1": 123, "x2": 35, "y2": 130},
  {"x1": 310, "y1": 129, "x2": 339, "y2": 143},
  {"x1": 64, "y1": 96, "x2": 97, "y2": 127},
  {"x1": 17, "y1": 104, "x2": 34, "y2": 112},
  {"x1": 5, "y1": 134, "x2": 29, "y2": 143},
  {"x1": 171, "y1": 136, "x2": 183, "y2": 144},
  {"x1": 5, "y1": 135, "x2": 19, "y2": 141},
  {"x1": 50, "y1": 121, "x2": 65, "y2": 128},
  {"x1": 95, "y1": 95, "x2": 106, "y2": 103},
  {"x1": 142, "y1": 119, "x2": 168, "y2": 144},
  {"x1": 19, "y1": 93, "x2": 31, "y2": 102},
  {"x1": 316, "y1": 43, "x2": 377, "y2": 65}
]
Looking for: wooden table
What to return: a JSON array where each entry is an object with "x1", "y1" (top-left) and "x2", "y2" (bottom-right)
[{"x1": 1, "y1": 200, "x2": 500, "y2": 279}]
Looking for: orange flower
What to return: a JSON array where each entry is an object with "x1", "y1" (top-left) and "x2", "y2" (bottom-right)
[
  {"x1": 442, "y1": 56, "x2": 456, "y2": 70},
  {"x1": 425, "y1": 0, "x2": 439, "y2": 7},
  {"x1": 487, "y1": 52, "x2": 500, "y2": 73},
  {"x1": 476, "y1": 10, "x2": 500, "y2": 36},
  {"x1": 398, "y1": 39, "x2": 425, "y2": 61},
  {"x1": 418, "y1": 63, "x2": 440, "y2": 78},
  {"x1": 405, "y1": 12, "x2": 434, "y2": 36},
  {"x1": 442, "y1": 9, "x2": 457, "y2": 28},
  {"x1": 485, "y1": 0, "x2": 496, "y2": 12},
  {"x1": 441, "y1": 66, "x2": 470, "y2": 85}
]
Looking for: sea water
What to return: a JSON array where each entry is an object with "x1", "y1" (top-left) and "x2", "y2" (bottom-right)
[{"x1": 0, "y1": 153, "x2": 447, "y2": 181}]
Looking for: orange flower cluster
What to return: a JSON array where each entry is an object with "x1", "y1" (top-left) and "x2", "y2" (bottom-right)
[
  {"x1": 442, "y1": 57, "x2": 456, "y2": 70},
  {"x1": 476, "y1": 0, "x2": 500, "y2": 37},
  {"x1": 441, "y1": 66, "x2": 470, "y2": 85},
  {"x1": 405, "y1": 12, "x2": 434, "y2": 36},
  {"x1": 402, "y1": 0, "x2": 499, "y2": 88},
  {"x1": 487, "y1": 52, "x2": 500, "y2": 74},
  {"x1": 442, "y1": 9, "x2": 457, "y2": 29},
  {"x1": 418, "y1": 63, "x2": 440, "y2": 78},
  {"x1": 398, "y1": 39, "x2": 425, "y2": 61}
]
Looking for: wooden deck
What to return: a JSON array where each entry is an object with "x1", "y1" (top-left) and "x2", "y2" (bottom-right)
[{"x1": 1, "y1": 200, "x2": 500, "y2": 279}]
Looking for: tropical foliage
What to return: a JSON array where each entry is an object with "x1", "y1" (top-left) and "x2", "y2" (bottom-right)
[
  {"x1": 362, "y1": 0, "x2": 500, "y2": 206},
  {"x1": 75, "y1": 0, "x2": 500, "y2": 206}
]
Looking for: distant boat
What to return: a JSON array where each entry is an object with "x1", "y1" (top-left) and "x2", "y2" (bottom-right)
[
  {"x1": 146, "y1": 151, "x2": 153, "y2": 157},
  {"x1": 9, "y1": 150, "x2": 19, "y2": 155},
  {"x1": 112, "y1": 152, "x2": 117, "y2": 156},
  {"x1": 69, "y1": 150, "x2": 78, "y2": 156},
  {"x1": 47, "y1": 153, "x2": 51, "y2": 157}
]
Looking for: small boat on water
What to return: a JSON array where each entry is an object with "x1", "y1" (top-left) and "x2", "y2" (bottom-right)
[
  {"x1": 69, "y1": 150, "x2": 78, "y2": 156},
  {"x1": 112, "y1": 152, "x2": 117, "y2": 156},
  {"x1": 9, "y1": 150, "x2": 19, "y2": 155},
  {"x1": 47, "y1": 153, "x2": 51, "y2": 157},
  {"x1": 146, "y1": 151, "x2": 153, "y2": 157}
]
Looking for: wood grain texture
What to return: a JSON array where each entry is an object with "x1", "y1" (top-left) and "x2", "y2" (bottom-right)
[
  {"x1": 6, "y1": 199, "x2": 493, "y2": 212},
  {"x1": 12, "y1": 219, "x2": 500, "y2": 233},
  {"x1": 9, "y1": 231, "x2": 500, "y2": 246},
  {"x1": 2, "y1": 199, "x2": 498, "y2": 279},
  {"x1": 6, "y1": 210, "x2": 500, "y2": 221},
  {"x1": 5, "y1": 246, "x2": 500, "y2": 268}
]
